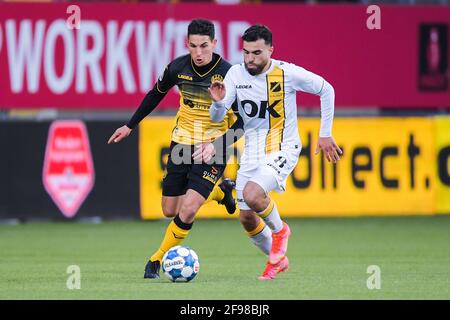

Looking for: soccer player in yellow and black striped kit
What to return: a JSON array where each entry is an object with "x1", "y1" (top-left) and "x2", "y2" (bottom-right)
[{"x1": 108, "y1": 19, "x2": 247, "y2": 279}]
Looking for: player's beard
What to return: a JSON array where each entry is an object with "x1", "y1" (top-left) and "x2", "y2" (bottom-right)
[{"x1": 245, "y1": 61, "x2": 267, "y2": 76}]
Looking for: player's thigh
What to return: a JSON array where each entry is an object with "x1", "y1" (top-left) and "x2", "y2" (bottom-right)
[
  {"x1": 181, "y1": 189, "x2": 207, "y2": 212},
  {"x1": 246, "y1": 171, "x2": 278, "y2": 196},
  {"x1": 236, "y1": 166, "x2": 255, "y2": 211},
  {"x1": 162, "y1": 144, "x2": 190, "y2": 198},
  {"x1": 178, "y1": 189, "x2": 208, "y2": 223}
]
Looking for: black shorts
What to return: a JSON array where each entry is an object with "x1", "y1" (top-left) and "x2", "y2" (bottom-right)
[{"x1": 162, "y1": 141, "x2": 226, "y2": 199}]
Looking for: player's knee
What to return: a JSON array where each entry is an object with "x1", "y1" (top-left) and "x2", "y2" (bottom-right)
[
  {"x1": 161, "y1": 205, "x2": 176, "y2": 218},
  {"x1": 161, "y1": 198, "x2": 178, "y2": 218},
  {"x1": 179, "y1": 201, "x2": 200, "y2": 221},
  {"x1": 243, "y1": 187, "x2": 263, "y2": 211}
]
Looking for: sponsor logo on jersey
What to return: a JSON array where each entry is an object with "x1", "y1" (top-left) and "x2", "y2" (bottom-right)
[
  {"x1": 178, "y1": 74, "x2": 193, "y2": 81},
  {"x1": 241, "y1": 99, "x2": 282, "y2": 118},
  {"x1": 183, "y1": 98, "x2": 211, "y2": 110},
  {"x1": 183, "y1": 98, "x2": 195, "y2": 108},
  {"x1": 236, "y1": 84, "x2": 252, "y2": 89}
]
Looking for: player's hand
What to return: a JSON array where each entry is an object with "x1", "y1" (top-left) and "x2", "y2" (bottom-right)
[
  {"x1": 315, "y1": 136, "x2": 343, "y2": 163},
  {"x1": 208, "y1": 81, "x2": 226, "y2": 102},
  {"x1": 108, "y1": 125, "x2": 132, "y2": 144},
  {"x1": 192, "y1": 142, "x2": 216, "y2": 163}
]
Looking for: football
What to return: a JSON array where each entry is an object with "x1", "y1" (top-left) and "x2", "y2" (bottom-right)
[{"x1": 162, "y1": 246, "x2": 200, "y2": 282}]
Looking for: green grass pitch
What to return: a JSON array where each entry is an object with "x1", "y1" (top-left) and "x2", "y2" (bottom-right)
[{"x1": 0, "y1": 216, "x2": 449, "y2": 299}]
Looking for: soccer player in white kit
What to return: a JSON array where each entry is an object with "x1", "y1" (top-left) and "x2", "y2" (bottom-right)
[{"x1": 209, "y1": 25, "x2": 342, "y2": 280}]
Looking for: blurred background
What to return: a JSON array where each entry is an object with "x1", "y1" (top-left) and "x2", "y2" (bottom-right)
[{"x1": 0, "y1": 0, "x2": 449, "y2": 222}]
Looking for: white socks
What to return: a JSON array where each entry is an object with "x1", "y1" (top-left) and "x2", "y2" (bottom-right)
[
  {"x1": 258, "y1": 200, "x2": 283, "y2": 233},
  {"x1": 249, "y1": 225, "x2": 272, "y2": 256}
]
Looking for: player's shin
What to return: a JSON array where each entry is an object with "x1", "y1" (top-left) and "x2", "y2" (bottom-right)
[
  {"x1": 256, "y1": 199, "x2": 283, "y2": 233},
  {"x1": 247, "y1": 219, "x2": 272, "y2": 256},
  {"x1": 149, "y1": 214, "x2": 193, "y2": 262},
  {"x1": 257, "y1": 199, "x2": 291, "y2": 264}
]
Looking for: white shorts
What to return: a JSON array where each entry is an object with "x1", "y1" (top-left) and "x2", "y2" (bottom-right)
[{"x1": 236, "y1": 148, "x2": 301, "y2": 211}]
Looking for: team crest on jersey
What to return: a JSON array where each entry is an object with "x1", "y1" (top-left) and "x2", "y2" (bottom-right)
[
  {"x1": 211, "y1": 74, "x2": 223, "y2": 83},
  {"x1": 270, "y1": 82, "x2": 282, "y2": 92}
]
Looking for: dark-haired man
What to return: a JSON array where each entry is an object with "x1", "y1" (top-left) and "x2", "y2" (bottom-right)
[
  {"x1": 210, "y1": 25, "x2": 342, "y2": 280},
  {"x1": 108, "y1": 19, "x2": 245, "y2": 279}
]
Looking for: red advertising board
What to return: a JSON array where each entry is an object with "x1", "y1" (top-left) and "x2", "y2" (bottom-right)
[
  {"x1": 0, "y1": 3, "x2": 449, "y2": 109},
  {"x1": 42, "y1": 120, "x2": 95, "y2": 218}
]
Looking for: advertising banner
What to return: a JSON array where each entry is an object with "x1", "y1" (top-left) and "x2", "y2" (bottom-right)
[
  {"x1": 0, "y1": 120, "x2": 140, "y2": 220},
  {"x1": 0, "y1": 3, "x2": 449, "y2": 109},
  {"x1": 435, "y1": 117, "x2": 450, "y2": 214},
  {"x1": 139, "y1": 117, "x2": 450, "y2": 219}
]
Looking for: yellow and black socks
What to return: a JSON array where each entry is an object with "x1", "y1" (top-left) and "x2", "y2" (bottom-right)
[
  {"x1": 149, "y1": 214, "x2": 193, "y2": 262},
  {"x1": 257, "y1": 199, "x2": 283, "y2": 233},
  {"x1": 246, "y1": 218, "x2": 272, "y2": 256},
  {"x1": 204, "y1": 185, "x2": 225, "y2": 204}
]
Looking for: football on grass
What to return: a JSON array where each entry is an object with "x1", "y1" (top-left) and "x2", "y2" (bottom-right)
[{"x1": 162, "y1": 246, "x2": 200, "y2": 282}]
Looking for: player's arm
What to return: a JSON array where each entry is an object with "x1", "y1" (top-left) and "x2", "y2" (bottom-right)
[
  {"x1": 289, "y1": 64, "x2": 342, "y2": 163},
  {"x1": 107, "y1": 65, "x2": 175, "y2": 144}
]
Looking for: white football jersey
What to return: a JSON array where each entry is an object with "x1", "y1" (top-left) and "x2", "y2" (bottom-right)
[{"x1": 210, "y1": 59, "x2": 335, "y2": 165}]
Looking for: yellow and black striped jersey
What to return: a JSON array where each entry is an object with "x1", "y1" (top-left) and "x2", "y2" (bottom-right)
[{"x1": 157, "y1": 53, "x2": 237, "y2": 145}]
